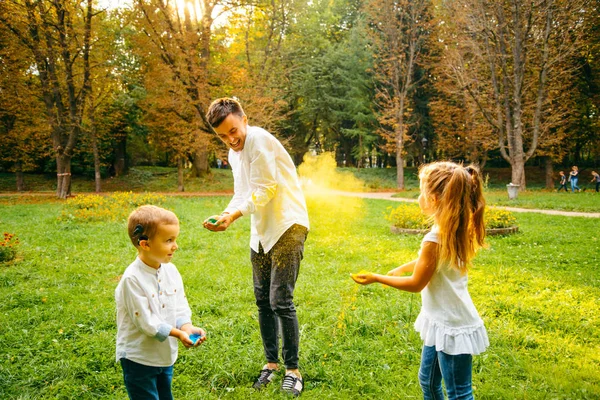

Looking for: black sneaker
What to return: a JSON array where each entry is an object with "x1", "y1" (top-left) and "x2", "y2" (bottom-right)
[
  {"x1": 281, "y1": 372, "x2": 303, "y2": 396},
  {"x1": 252, "y1": 366, "x2": 277, "y2": 390}
]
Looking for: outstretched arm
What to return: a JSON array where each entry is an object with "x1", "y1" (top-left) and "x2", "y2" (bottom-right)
[{"x1": 352, "y1": 242, "x2": 438, "y2": 293}]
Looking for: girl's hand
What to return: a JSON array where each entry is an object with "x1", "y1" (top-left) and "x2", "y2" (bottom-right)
[{"x1": 351, "y1": 272, "x2": 376, "y2": 285}]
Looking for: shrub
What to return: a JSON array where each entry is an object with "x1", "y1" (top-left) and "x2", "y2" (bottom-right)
[
  {"x1": 0, "y1": 232, "x2": 19, "y2": 263},
  {"x1": 385, "y1": 204, "x2": 431, "y2": 230},
  {"x1": 61, "y1": 192, "x2": 166, "y2": 222},
  {"x1": 485, "y1": 207, "x2": 517, "y2": 229},
  {"x1": 386, "y1": 204, "x2": 517, "y2": 230}
]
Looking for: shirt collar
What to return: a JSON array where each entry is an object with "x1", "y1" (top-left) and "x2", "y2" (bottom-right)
[{"x1": 135, "y1": 257, "x2": 161, "y2": 274}]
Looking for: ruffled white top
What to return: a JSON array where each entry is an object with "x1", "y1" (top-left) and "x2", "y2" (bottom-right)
[{"x1": 414, "y1": 226, "x2": 489, "y2": 355}]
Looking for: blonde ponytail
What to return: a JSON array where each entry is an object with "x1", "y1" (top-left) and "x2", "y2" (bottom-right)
[{"x1": 419, "y1": 162, "x2": 486, "y2": 272}]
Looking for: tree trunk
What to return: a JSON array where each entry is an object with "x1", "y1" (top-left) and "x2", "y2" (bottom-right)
[
  {"x1": 510, "y1": 156, "x2": 526, "y2": 191},
  {"x1": 113, "y1": 137, "x2": 127, "y2": 177},
  {"x1": 396, "y1": 107, "x2": 405, "y2": 190},
  {"x1": 91, "y1": 121, "x2": 102, "y2": 193},
  {"x1": 15, "y1": 162, "x2": 25, "y2": 191},
  {"x1": 56, "y1": 154, "x2": 72, "y2": 199},
  {"x1": 544, "y1": 157, "x2": 554, "y2": 189},
  {"x1": 177, "y1": 157, "x2": 185, "y2": 192},
  {"x1": 191, "y1": 150, "x2": 209, "y2": 177}
]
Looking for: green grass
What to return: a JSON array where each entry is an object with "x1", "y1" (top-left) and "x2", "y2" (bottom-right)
[{"x1": 1, "y1": 195, "x2": 599, "y2": 398}]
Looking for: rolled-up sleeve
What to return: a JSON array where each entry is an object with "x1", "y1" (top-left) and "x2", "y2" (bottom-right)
[{"x1": 121, "y1": 277, "x2": 172, "y2": 342}]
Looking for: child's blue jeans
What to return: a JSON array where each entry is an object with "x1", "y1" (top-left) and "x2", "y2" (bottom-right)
[
  {"x1": 120, "y1": 358, "x2": 174, "y2": 400},
  {"x1": 418, "y1": 345, "x2": 473, "y2": 400}
]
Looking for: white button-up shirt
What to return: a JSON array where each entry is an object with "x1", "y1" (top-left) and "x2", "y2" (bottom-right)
[
  {"x1": 115, "y1": 257, "x2": 192, "y2": 367},
  {"x1": 225, "y1": 126, "x2": 309, "y2": 253}
]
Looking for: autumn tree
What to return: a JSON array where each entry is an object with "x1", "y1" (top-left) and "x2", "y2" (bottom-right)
[
  {"x1": 0, "y1": 27, "x2": 50, "y2": 190},
  {"x1": 366, "y1": 0, "x2": 431, "y2": 189},
  {"x1": 132, "y1": 0, "x2": 228, "y2": 178},
  {"x1": 435, "y1": 0, "x2": 592, "y2": 189},
  {"x1": 0, "y1": 0, "x2": 97, "y2": 198}
]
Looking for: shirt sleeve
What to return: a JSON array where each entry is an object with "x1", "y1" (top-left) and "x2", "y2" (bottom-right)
[
  {"x1": 120, "y1": 276, "x2": 172, "y2": 342},
  {"x1": 174, "y1": 273, "x2": 192, "y2": 329},
  {"x1": 224, "y1": 149, "x2": 246, "y2": 215},
  {"x1": 227, "y1": 133, "x2": 278, "y2": 216}
]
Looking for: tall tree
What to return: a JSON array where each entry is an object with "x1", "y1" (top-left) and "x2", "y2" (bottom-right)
[
  {"x1": 366, "y1": 0, "x2": 431, "y2": 189},
  {"x1": 0, "y1": 0, "x2": 96, "y2": 198},
  {"x1": 0, "y1": 27, "x2": 50, "y2": 190},
  {"x1": 436, "y1": 0, "x2": 592, "y2": 189},
  {"x1": 132, "y1": 0, "x2": 227, "y2": 178}
]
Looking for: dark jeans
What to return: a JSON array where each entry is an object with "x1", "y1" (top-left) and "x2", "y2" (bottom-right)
[
  {"x1": 418, "y1": 346, "x2": 474, "y2": 400},
  {"x1": 120, "y1": 358, "x2": 174, "y2": 400},
  {"x1": 251, "y1": 224, "x2": 308, "y2": 370},
  {"x1": 596, "y1": 182, "x2": 599, "y2": 192},
  {"x1": 557, "y1": 183, "x2": 568, "y2": 192}
]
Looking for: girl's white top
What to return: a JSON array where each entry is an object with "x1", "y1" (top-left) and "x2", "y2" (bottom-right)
[{"x1": 414, "y1": 226, "x2": 489, "y2": 355}]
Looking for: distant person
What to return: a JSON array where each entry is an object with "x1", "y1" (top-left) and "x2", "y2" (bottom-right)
[
  {"x1": 222, "y1": 159, "x2": 228, "y2": 169},
  {"x1": 352, "y1": 161, "x2": 489, "y2": 400},
  {"x1": 569, "y1": 166, "x2": 581, "y2": 192},
  {"x1": 116, "y1": 205, "x2": 206, "y2": 400},
  {"x1": 557, "y1": 171, "x2": 568, "y2": 192},
  {"x1": 591, "y1": 171, "x2": 600, "y2": 193},
  {"x1": 202, "y1": 98, "x2": 309, "y2": 396},
  {"x1": 216, "y1": 158, "x2": 222, "y2": 169}
]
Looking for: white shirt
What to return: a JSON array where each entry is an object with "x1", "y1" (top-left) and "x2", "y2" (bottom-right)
[
  {"x1": 414, "y1": 227, "x2": 489, "y2": 355},
  {"x1": 115, "y1": 257, "x2": 192, "y2": 367},
  {"x1": 225, "y1": 126, "x2": 309, "y2": 253}
]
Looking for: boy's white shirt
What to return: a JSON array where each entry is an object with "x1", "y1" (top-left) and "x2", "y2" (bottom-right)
[
  {"x1": 225, "y1": 125, "x2": 309, "y2": 253},
  {"x1": 115, "y1": 257, "x2": 192, "y2": 367}
]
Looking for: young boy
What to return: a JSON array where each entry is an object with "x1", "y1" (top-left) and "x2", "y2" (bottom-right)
[
  {"x1": 116, "y1": 205, "x2": 206, "y2": 400},
  {"x1": 203, "y1": 98, "x2": 309, "y2": 396},
  {"x1": 557, "y1": 171, "x2": 568, "y2": 192}
]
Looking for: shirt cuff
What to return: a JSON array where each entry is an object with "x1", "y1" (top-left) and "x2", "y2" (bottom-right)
[
  {"x1": 155, "y1": 323, "x2": 172, "y2": 342},
  {"x1": 176, "y1": 318, "x2": 192, "y2": 330}
]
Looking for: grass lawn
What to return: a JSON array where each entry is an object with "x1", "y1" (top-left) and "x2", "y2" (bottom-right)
[{"x1": 1, "y1": 195, "x2": 599, "y2": 399}]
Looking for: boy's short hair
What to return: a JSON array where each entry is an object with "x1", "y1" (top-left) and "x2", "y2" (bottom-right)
[
  {"x1": 127, "y1": 205, "x2": 179, "y2": 248},
  {"x1": 206, "y1": 98, "x2": 245, "y2": 128}
]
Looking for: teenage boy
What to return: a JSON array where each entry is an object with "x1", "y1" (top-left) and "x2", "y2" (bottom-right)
[
  {"x1": 116, "y1": 205, "x2": 206, "y2": 400},
  {"x1": 203, "y1": 98, "x2": 309, "y2": 396}
]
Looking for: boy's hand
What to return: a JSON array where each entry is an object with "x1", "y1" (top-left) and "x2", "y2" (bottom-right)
[
  {"x1": 178, "y1": 331, "x2": 195, "y2": 349},
  {"x1": 190, "y1": 327, "x2": 207, "y2": 347}
]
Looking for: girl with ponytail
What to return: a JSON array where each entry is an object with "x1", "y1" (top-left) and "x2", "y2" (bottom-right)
[{"x1": 352, "y1": 161, "x2": 489, "y2": 400}]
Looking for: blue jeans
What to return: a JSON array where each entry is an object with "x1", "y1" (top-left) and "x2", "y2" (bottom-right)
[
  {"x1": 120, "y1": 358, "x2": 174, "y2": 400},
  {"x1": 571, "y1": 178, "x2": 580, "y2": 192},
  {"x1": 418, "y1": 346, "x2": 473, "y2": 400},
  {"x1": 251, "y1": 224, "x2": 308, "y2": 369}
]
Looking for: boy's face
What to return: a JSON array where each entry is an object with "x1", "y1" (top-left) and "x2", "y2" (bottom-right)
[
  {"x1": 214, "y1": 114, "x2": 248, "y2": 152},
  {"x1": 140, "y1": 223, "x2": 180, "y2": 269}
]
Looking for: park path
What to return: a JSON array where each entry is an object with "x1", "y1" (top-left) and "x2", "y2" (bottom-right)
[
  {"x1": 331, "y1": 190, "x2": 600, "y2": 218},
  {"x1": 1, "y1": 190, "x2": 598, "y2": 218}
]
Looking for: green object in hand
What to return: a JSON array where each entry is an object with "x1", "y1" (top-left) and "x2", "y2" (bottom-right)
[{"x1": 208, "y1": 217, "x2": 219, "y2": 225}]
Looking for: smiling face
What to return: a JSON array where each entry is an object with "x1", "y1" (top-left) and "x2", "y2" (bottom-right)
[
  {"x1": 214, "y1": 113, "x2": 248, "y2": 152},
  {"x1": 139, "y1": 223, "x2": 180, "y2": 269}
]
